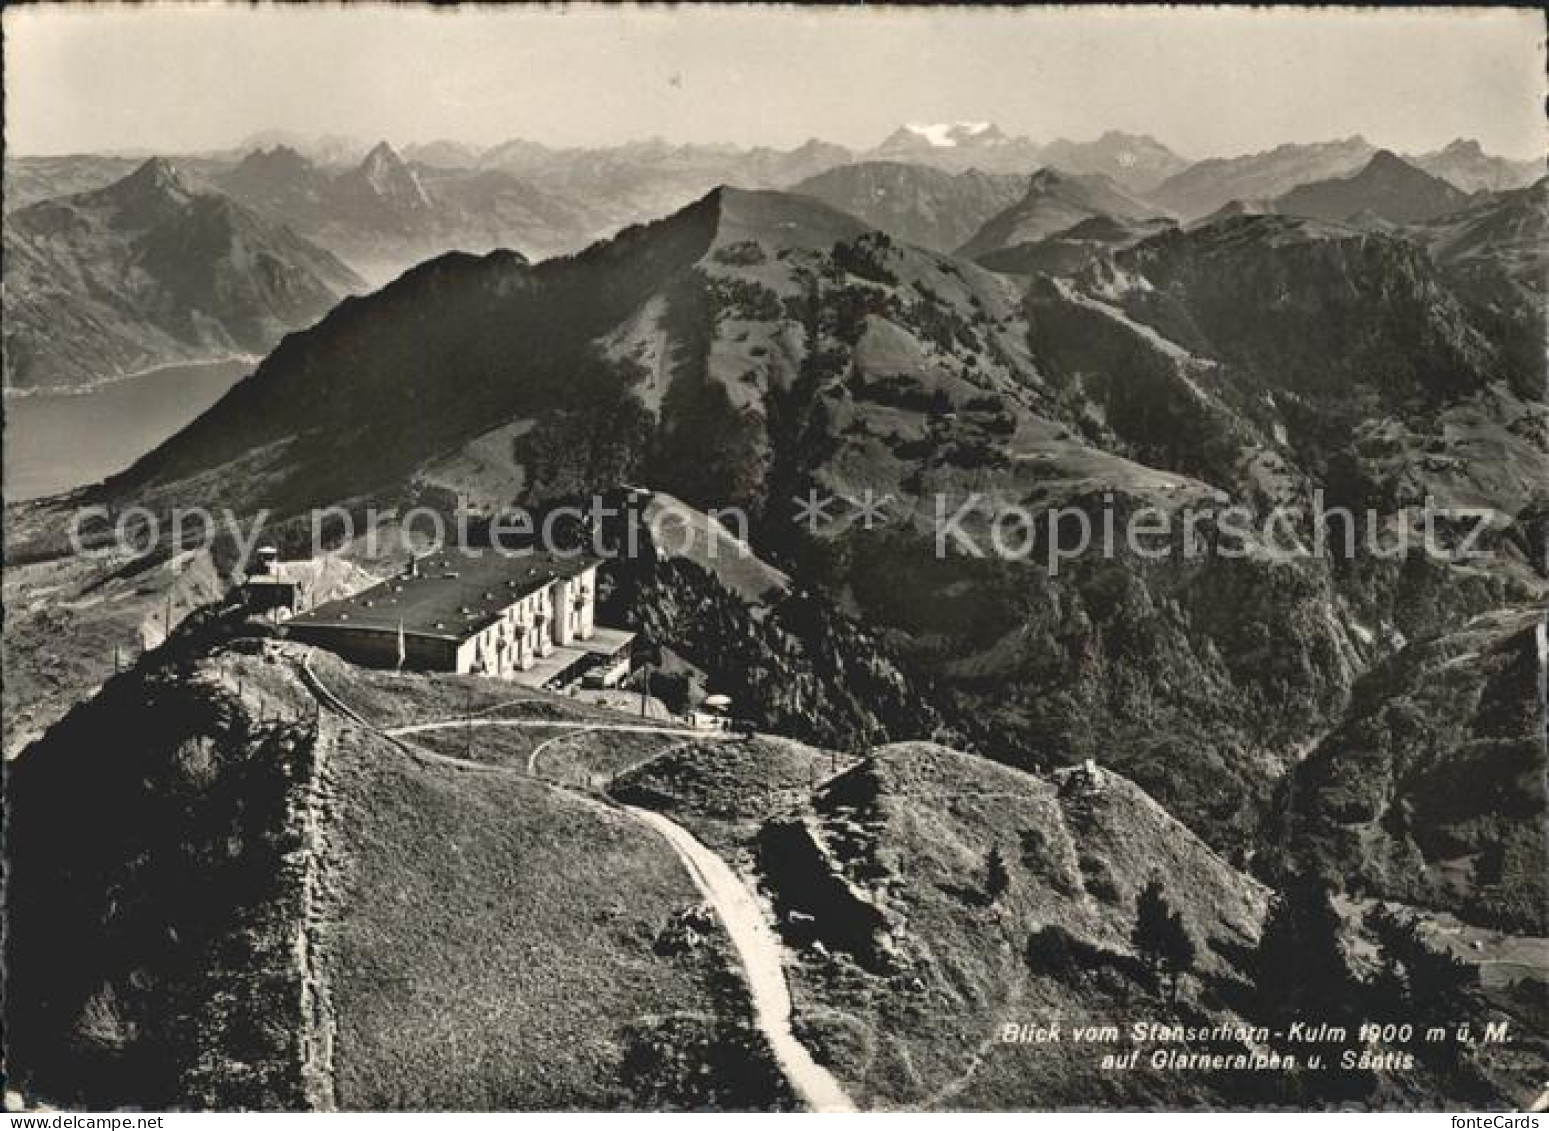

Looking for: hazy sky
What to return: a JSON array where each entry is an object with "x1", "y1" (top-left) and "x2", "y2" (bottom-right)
[{"x1": 6, "y1": 4, "x2": 1545, "y2": 159}]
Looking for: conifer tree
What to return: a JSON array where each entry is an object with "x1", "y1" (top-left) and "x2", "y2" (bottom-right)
[
  {"x1": 985, "y1": 846, "x2": 1011, "y2": 904},
  {"x1": 1132, "y1": 877, "x2": 1198, "y2": 1000}
]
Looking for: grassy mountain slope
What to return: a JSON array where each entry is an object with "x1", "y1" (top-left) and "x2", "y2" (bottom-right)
[
  {"x1": 4, "y1": 617, "x2": 784, "y2": 1110},
  {"x1": 614, "y1": 739, "x2": 1276, "y2": 1108}
]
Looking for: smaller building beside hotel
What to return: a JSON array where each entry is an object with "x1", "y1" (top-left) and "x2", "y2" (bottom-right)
[{"x1": 238, "y1": 547, "x2": 320, "y2": 620}]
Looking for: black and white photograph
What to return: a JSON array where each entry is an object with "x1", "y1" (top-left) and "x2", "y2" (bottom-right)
[{"x1": 2, "y1": 2, "x2": 1546, "y2": 1116}]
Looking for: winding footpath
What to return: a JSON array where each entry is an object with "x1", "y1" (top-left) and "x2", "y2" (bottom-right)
[
  {"x1": 377, "y1": 716, "x2": 737, "y2": 776},
  {"x1": 297, "y1": 656, "x2": 858, "y2": 1112},
  {"x1": 623, "y1": 804, "x2": 857, "y2": 1112}
]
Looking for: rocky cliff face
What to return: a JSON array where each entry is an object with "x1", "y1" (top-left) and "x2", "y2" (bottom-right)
[{"x1": 4, "y1": 615, "x2": 784, "y2": 1110}]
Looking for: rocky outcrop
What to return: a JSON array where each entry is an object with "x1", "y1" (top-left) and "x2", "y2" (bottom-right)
[{"x1": 757, "y1": 816, "x2": 898, "y2": 972}]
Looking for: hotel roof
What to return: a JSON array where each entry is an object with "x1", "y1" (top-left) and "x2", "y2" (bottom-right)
[{"x1": 286, "y1": 549, "x2": 599, "y2": 642}]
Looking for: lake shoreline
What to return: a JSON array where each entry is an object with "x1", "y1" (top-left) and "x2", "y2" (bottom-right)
[
  {"x1": 3, "y1": 354, "x2": 258, "y2": 400},
  {"x1": 4, "y1": 360, "x2": 256, "y2": 502}
]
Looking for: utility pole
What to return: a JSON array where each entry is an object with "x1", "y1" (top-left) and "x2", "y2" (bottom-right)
[{"x1": 465, "y1": 680, "x2": 473, "y2": 760}]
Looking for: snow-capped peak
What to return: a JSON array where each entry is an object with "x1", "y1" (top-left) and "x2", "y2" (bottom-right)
[{"x1": 901, "y1": 121, "x2": 1003, "y2": 148}]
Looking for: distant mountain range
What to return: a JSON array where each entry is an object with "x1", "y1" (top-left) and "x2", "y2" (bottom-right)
[
  {"x1": 8, "y1": 126, "x2": 1535, "y2": 267},
  {"x1": 790, "y1": 162, "x2": 1027, "y2": 252},
  {"x1": 955, "y1": 167, "x2": 1168, "y2": 263},
  {"x1": 1038, "y1": 131, "x2": 1191, "y2": 191},
  {"x1": 1149, "y1": 137, "x2": 1379, "y2": 219},
  {"x1": 1275, "y1": 150, "x2": 1472, "y2": 225},
  {"x1": 867, "y1": 124, "x2": 1189, "y2": 190},
  {"x1": 1150, "y1": 136, "x2": 1540, "y2": 221},
  {"x1": 790, "y1": 132, "x2": 1186, "y2": 249},
  {"x1": 1421, "y1": 176, "x2": 1547, "y2": 289},
  {"x1": 1410, "y1": 138, "x2": 1543, "y2": 194},
  {"x1": 5, "y1": 126, "x2": 1539, "y2": 386},
  {"x1": 92, "y1": 179, "x2": 1544, "y2": 854},
  {"x1": 216, "y1": 141, "x2": 593, "y2": 284},
  {"x1": 3, "y1": 158, "x2": 363, "y2": 390}
]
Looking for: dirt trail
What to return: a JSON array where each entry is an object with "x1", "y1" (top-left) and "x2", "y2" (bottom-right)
[
  {"x1": 386, "y1": 717, "x2": 717, "y2": 739},
  {"x1": 623, "y1": 805, "x2": 857, "y2": 1112},
  {"x1": 297, "y1": 654, "x2": 859, "y2": 1112},
  {"x1": 378, "y1": 715, "x2": 737, "y2": 774}
]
